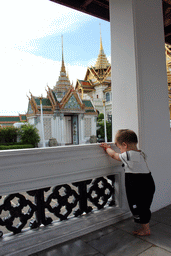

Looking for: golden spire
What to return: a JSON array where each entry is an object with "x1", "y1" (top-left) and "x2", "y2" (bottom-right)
[
  {"x1": 53, "y1": 35, "x2": 71, "y2": 91},
  {"x1": 61, "y1": 35, "x2": 66, "y2": 73},
  {"x1": 100, "y1": 23, "x2": 103, "y2": 52},
  {"x1": 95, "y1": 25, "x2": 110, "y2": 70}
]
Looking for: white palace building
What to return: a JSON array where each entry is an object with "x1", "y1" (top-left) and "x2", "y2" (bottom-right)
[{"x1": 26, "y1": 42, "x2": 98, "y2": 146}]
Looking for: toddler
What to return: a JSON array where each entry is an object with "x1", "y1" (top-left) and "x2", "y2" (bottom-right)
[{"x1": 100, "y1": 129, "x2": 155, "y2": 236}]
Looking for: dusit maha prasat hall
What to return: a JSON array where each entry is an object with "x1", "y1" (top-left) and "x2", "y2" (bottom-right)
[{"x1": 27, "y1": 41, "x2": 98, "y2": 147}]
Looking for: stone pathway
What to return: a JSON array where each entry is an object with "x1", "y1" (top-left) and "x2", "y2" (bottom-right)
[{"x1": 30, "y1": 204, "x2": 171, "y2": 256}]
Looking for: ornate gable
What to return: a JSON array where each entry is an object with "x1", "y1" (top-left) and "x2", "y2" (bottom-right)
[
  {"x1": 27, "y1": 93, "x2": 38, "y2": 115},
  {"x1": 27, "y1": 92, "x2": 53, "y2": 117},
  {"x1": 46, "y1": 86, "x2": 60, "y2": 111},
  {"x1": 85, "y1": 65, "x2": 111, "y2": 84},
  {"x1": 63, "y1": 94, "x2": 81, "y2": 109},
  {"x1": 60, "y1": 89, "x2": 84, "y2": 112},
  {"x1": 27, "y1": 102, "x2": 34, "y2": 114}
]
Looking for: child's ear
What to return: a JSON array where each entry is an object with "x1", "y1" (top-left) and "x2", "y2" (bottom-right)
[{"x1": 122, "y1": 142, "x2": 127, "y2": 148}]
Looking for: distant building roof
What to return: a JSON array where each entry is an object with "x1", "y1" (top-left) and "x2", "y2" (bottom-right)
[
  {"x1": 76, "y1": 80, "x2": 95, "y2": 92},
  {"x1": 0, "y1": 115, "x2": 27, "y2": 126},
  {"x1": 82, "y1": 100, "x2": 94, "y2": 108},
  {"x1": 34, "y1": 98, "x2": 52, "y2": 106},
  {"x1": 82, "y1": 100, "x2": 97, "y2": 114}
]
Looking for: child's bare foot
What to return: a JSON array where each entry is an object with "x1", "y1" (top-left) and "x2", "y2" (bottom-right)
[
  {"x1": 135, "y1": 229, "x2": 151, "y2": 236},
  {"x1": 133, "y1": 228, "x2": 143, "y2": 235},
  {"x1": 133, "y1": 223, "x2": 151, "y2": 236}
]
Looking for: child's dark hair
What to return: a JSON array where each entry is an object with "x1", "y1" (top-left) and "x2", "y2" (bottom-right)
[{"x1": 115, "y1": 129, "x2": 138, "y2": 145}]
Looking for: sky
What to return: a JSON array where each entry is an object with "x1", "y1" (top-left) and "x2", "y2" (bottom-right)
[{"x1": 0, "y1": 0, "x2": 111, "y2": 116}]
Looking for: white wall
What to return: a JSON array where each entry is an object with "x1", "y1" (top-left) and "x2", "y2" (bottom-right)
[
  {"x1": 91, "y1": 116, "x2": 97, "y2": 136},
  {"x1": 79, "y1": 114, "x2": 86, "y2": 144},
  {"x1": 110, "y1": 0, "x2": 171, "y2": 211},
  {"x1": 27, "y1": 117, "x2": 35, "y2": 125}
]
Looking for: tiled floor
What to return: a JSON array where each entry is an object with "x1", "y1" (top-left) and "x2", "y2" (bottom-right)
[{"x1": 30, "y1": 205, "x2": 171, "y2": 256}]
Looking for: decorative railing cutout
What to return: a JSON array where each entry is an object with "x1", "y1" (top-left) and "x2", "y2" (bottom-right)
[{"x1": 0, "y1": 175, "x2": 115, "y2": 236}]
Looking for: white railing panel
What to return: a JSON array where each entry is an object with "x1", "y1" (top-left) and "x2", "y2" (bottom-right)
[
  {"x1": 0, "y1": 144, "x2": 131, "y2": 256},
  {"x1": 0, "y1": 144, "x2": 121, "y2": 195}
]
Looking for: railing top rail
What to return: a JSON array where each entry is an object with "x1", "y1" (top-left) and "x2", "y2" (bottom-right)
[{"x1": 0, "y1": 143, "x2": 122, "y2": 195}]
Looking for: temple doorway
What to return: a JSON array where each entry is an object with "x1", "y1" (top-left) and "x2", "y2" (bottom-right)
[
  {"x1": 64, "y1": 115, "x2": 79, "y2": 145},
  {"x1": 64, "y1": 116, "x2": 72, "y2": 144}
]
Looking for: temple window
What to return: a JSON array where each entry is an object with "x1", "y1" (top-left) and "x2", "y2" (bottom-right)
[{"x1": 106, "y1": 92, "x2": 110, "y2": 102}]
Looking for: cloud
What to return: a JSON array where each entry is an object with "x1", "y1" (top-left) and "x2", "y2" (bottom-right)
[
  {"x1": 0, "y1": 0, "x2": 110, "y2": 116},
  {"x1": 0, "y1": 48, "x2": 87, "y2": 115},
  {"x1": 0, "y1": 45, "x2": 111, "y2": 115},
  {"x1": 0, "y1": 0, "x2": 92, "y2": 51},
  {"x1": 0, "y1": 0, "x2": 92, "y2": 115},
  {"x1": 107, "y1": 56, "x2": 111, "y2": 63}
]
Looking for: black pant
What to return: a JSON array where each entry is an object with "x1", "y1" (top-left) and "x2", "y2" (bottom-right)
[{"x1": 125, "y1": 172, "x2": 155, "y2": 224}]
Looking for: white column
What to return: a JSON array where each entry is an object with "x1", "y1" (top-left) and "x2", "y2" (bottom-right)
[
  {"x1": 103, "y1": 100, "x2": 107, "y2": 142},
  {"x1": 79, "y1": 114, "x2": 85, "y2": 144},
  {"x1": 56, "y1": 116, "x2": 60, "y2": 142},
  {"x1": 81, "y1": 116, "x2": 84, "y2": 143},
  {"x1": 60, "y1": 114, "x2": 65, "y2": 146},
  {"x1": 110, "y1": 0, "x2": 171, "y2": 210},
  {"x1": 92, "y1": 116, "x2": 97, "y2": 137},
  {"x1": 40, "y1": 100, "x2": 45, "y2": 147}
]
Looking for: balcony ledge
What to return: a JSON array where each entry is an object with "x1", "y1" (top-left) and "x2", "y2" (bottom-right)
[
  {"x1": 0, "y1": 144, "x2": 131, "y2": 255},
  {"x1": 1, "y1": 207, "x2": 131, "y2": 256}
]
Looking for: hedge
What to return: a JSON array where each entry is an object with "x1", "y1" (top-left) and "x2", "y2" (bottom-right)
[
  {"x1": 0, "y1": 144, "x2": 34, "y2": 150},
  {"x1": 0, "y1": 142, "x2": 25, "y2": 146}
]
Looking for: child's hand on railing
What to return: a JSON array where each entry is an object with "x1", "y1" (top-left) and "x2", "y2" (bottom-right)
[{"x1": 100, "y1": 143, "x2": 111, "y2": 151}]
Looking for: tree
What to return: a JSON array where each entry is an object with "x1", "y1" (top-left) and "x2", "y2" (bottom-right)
[
  {"x1": 0, "y1": 126, "x2": 18, "y2": 144},
  {"x1": 97, "y1": 113, "x2": 104, "y2": 122},
  {"x1": 18, "y1": 124, "x2": 40, "y2": 147},
  {"x1": 97, "y1": 113, "x2": 112, "y2": 142}
]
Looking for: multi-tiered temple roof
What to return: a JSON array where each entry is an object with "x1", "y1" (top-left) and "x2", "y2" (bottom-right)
[
  {"x1": 75, "y1": 32, "x2": 111, "y2": 97},
  {"x1": 53, "y1": 36, "x2": 73, "y2": 102},
  {"x1": 27, "y1": 37, "x2": 97, "y2": 117},
  {"x1": 95, "y1": 31, "x2": 110, "y2": 70}
]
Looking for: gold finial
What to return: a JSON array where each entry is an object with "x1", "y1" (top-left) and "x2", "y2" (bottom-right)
[
  {"x1": 61, "y1": 34, "x2": 66, "y2": 73},
  {"x1": 39, "y1": 94, "x2": 43, "y2": 105},
  {"x1": 99, "y1": 23, "x2": 103, "y2": 51},
  {"x1": 94, "y1": 24, "x2": 109, "y2": 69}
]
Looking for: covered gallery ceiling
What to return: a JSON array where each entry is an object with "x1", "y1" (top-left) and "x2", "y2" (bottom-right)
[{"x1": 51, "y1": 0, "x2": 171, "y2": 45}]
